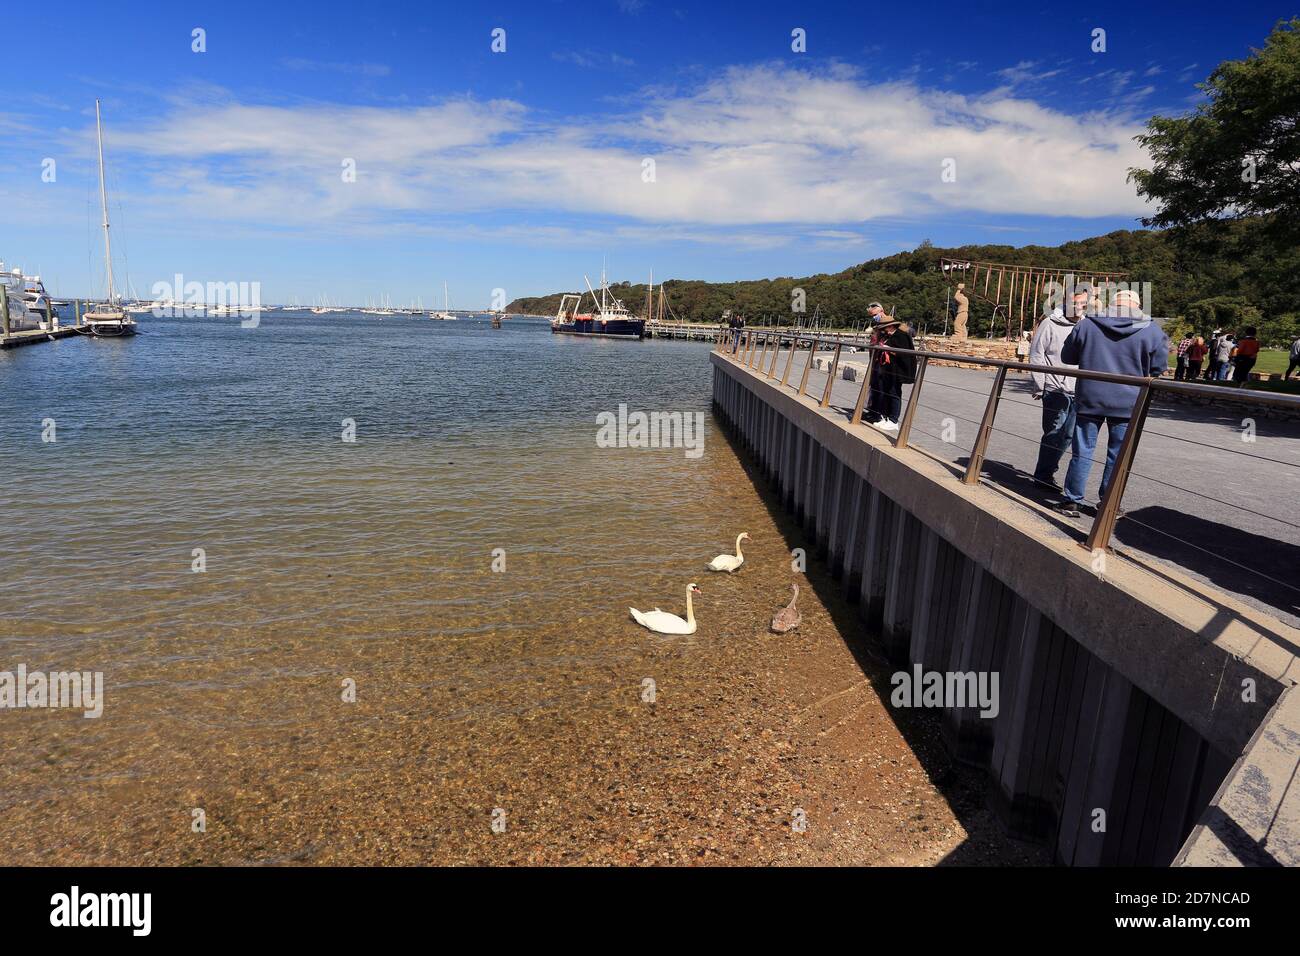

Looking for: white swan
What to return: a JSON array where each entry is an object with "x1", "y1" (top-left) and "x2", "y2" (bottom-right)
[
  {"x1": 706, "y1": 532, "x2": 750, "y2": 573},
  {"x1": 630, "y1": 583, "x2": 701, "y2": 635}
]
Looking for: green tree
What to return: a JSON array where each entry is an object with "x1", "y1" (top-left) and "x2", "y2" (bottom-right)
[{"x1": 1128, "y1": 18, "x2": 1300, "y2": 243}]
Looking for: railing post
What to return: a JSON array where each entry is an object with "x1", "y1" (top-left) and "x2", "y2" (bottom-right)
[
  {"x1": 779, "y1": 335, "x2": 798, "y2": 385},
  {"x1": 849, "y1": 347, "x2": 876, "y2": 425},
  {"x1": 1085, "y1": 383, "x2": 1153, "y2": 553},
  {"x1": 894, "y1": 355, "x2": 928, "y2": 448},
  {"x1": 797, "y1": 339, "x2": 816, "y2": 396},
  {"x1": 963, "y1": 365, "x2": 1008, "y2": 484},
  {"x1": 819, "y1": 343, "x2": 843, "y2": 407}
]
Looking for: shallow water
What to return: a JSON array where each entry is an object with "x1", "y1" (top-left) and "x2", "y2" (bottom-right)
[
  {"x1": 0, "y1": 312, "x2": 1038, "y2": 865},
  {"x1": 2, "y1": 313, "x2": 729, "y2": 676}
]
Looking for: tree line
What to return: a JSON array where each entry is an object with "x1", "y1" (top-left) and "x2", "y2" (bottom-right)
[{"x1": 506, "y1": 220, "x2": 1298, "y2": 347}]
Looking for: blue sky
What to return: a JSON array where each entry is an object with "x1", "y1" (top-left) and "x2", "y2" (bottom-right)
[{"x1": 0, "y1": 0, "x2": 1291, "y2": 306}]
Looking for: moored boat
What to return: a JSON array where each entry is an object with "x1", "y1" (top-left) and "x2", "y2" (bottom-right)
[
  {"x1": 550, "y1": 270, "x2": 645, "y2": 339},
  {"x1": 82, "y1": 100, "x2": 136, "y2": 337}
]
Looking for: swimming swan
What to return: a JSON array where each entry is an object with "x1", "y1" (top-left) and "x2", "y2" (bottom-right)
[
  {"x1": 706, "y1": 532, "x2": 750, "y2": 573},
  {"x1": 769, "y1": 583, "x2": 802, "y2": 634},
  {"x1": 630, "y1": 583, "x2": 701, "y2": 635}
]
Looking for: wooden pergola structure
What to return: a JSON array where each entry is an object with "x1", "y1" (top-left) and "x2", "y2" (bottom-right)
[{"x1": 939, "y1": 258, "x2": 1129, "y2": 340}]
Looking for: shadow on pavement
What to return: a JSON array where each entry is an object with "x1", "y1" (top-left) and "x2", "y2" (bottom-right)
[{"x1": 1113, "y1": 506, "x2": 1300, "y2": 625}]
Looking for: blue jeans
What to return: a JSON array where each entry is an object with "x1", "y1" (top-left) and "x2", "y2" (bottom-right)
[
  {"x1": 1062, "y1": 414, "x2": 1129, "y2": 505},
  {"x1": 1033, "y1": 390, "x2": 1076, "y2": 483}
]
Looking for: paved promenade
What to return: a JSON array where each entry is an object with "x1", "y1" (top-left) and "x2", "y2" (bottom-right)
[{"x1": 764, "y1": 348, "x2": 1300, "y2": 630}]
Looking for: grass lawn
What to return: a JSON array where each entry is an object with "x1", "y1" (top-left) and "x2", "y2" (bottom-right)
[
  {"x1": 1165, "y1": 347, "x2": 1299, "y2": 394},
  {"x1": 1253, "y1": 349, "x2": 1292, "y2": 375}
]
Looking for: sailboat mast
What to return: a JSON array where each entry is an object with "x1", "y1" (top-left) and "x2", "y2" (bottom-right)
[{"x1": 95, "y1": 99, "x2": 116, "y2": 304}]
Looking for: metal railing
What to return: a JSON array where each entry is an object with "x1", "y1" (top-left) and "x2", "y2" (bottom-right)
[{"x1": 712, "y1": 327, "x2": 1300, "y2": 556}]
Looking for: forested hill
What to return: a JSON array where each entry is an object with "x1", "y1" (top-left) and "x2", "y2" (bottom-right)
[{"x1": 506, "y1": 220, "x2": 1299, "y2": 346}]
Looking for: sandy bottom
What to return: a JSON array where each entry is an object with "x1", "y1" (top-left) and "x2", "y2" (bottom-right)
[
  {"x1": 1, "y1": 419, "x2": 1048, "y2": 866},
  {"x1": 1, "y1": 525, "x2": 1047, "y2": 868}
]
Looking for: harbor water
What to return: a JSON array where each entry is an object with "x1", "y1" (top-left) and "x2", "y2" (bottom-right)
[{"x1": 0, "y1": 312, "x2": 1037, "y2": 864}]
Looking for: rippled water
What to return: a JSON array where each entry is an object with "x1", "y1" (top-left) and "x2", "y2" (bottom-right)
[
  {"x1": 0, "y1": 312, "x2": 1032, "y2": 866},
  {"x1": 1, "y1": 312, "x2": 735, "y2": 675}
]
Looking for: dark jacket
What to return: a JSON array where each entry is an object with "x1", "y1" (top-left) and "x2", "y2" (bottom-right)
[
  {"x1": 873, "y1": 326, "x2": 917, "y2": 383},
  {"x1": 1060, "y1": 308, "x2": 1168, "y2": 418}
]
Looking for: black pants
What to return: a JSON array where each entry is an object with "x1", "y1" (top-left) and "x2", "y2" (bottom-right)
[
  {"x1": 1232, "y1": 357, "x2": 1256, "y2": 385},
  {"x1": 1287, "y1": 357, "x2": 1300, "y2": 380},
  {"x1": 1174, "y1": 356, "x2": 1188, "y2": 380},
  {"x1": 868, "y1": 374, "x2": 903, "y2": 422}
]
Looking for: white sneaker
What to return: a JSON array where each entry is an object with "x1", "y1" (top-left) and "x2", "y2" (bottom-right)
[{"x1": 875, "y1": 419, "x2": 899, "y2": 433}]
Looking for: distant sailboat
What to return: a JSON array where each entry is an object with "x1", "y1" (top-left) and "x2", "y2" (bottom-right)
[
  {"x1": 433, "y1": 281, "x2": 456, "y2": 320},
  {"x1": 81, "y1": 99, "x2": 137, "y2": 337}
]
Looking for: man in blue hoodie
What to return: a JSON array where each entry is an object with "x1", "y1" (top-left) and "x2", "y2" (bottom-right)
[{"x1": 1055, "y1": 289, "x2": 1169, "y2": 518}]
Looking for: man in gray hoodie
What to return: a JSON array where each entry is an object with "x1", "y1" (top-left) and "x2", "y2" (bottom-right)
[
  {"x1": 1055, "y1": 289, "x2": 1169, "y2": 518},
  {"x1": 1027, "y1": 289, "x2": 1086, "y2": 491}
]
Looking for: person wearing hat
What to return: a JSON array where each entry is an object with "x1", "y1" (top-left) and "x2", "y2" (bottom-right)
[{"x1": 863, "y1": 309, "x2": 917, "y2": 433}]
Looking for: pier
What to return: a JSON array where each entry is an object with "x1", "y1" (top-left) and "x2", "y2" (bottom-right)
[
  {"x1": 710, "y1": 329, "x2": 1300, "y2": 866},
  {"x1": 0, "y1": 293, "x2": 91, "y2": 349},
  {"x1": 0, "y1": 325, "x2": 84, "y2": 349}
]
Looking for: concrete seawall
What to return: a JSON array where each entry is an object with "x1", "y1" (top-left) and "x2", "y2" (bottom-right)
[{"x1": 712, "y1": 352, "x2": 1299, "y2": 865}]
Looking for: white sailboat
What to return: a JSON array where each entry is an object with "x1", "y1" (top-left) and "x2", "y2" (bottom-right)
[
  {"x1": 82, "y1": 99, "x2": 137, "y2": 337},
  {"x1": 432, "y1": 281, "x2": 456, "y2": 320}
]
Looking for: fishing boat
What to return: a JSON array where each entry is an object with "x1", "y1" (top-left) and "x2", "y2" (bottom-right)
[
  {"x1": 81, "y1": 100, "x2": 137, "y2": 337},
  {"x1": 550, "y1": 270, "x2": 645, "y2": 339}
]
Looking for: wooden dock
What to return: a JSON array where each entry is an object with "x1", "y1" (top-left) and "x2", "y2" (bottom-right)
[
  {"x1": 644, "y1": 321, "x2": 724, "y2": 341},
  {"x1": 1, "y1": 294, "x2": 95, "y2": 349},
  {"x1": 0, "y1": 325, "x2": 84, "y2": 349}
]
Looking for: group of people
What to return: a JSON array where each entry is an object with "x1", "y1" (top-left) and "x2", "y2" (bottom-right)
[
  {"x1": 861, "y1": 302, "x2": 917, "y2": 433},
  {"x1": 859, "y1": 290, "x2": 1170, "y2": 520},
  {"x1": 1173, "y1": 329, "x2": 1261, "y2": 385},
  {"x1": 1024, "y1": 289, "x2": 1170, "y2": 517}
]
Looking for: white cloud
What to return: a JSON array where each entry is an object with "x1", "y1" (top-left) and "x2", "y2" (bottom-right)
[{"x1": 76, "y1": 64, "x2": 1152, "y2": 235}]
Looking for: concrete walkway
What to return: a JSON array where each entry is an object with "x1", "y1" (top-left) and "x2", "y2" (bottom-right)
[{"x1": 749, "y1": 348, "x2": 1300, "y2": 630}]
